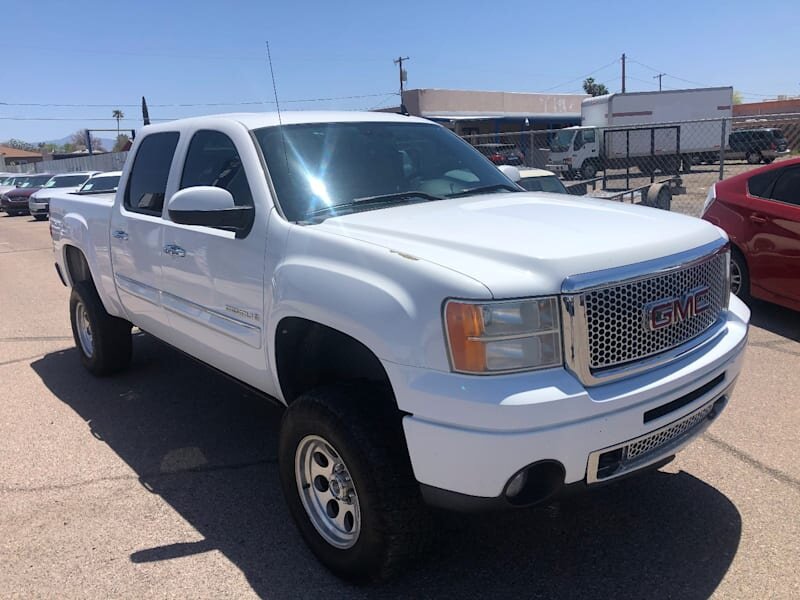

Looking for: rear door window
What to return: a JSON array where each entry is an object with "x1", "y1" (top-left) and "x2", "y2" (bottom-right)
[
  {"x1": 124, "y1": 132, "x2": 180, "y2": 215},
  {"x1": 747, "y1": 169, "x2": 780, "y2": 198},
  {"x1": 769, "y1": 167, "x2": 800, "y2": 206}
]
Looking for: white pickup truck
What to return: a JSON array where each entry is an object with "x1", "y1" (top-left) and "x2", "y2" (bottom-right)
[{"x1": 50, "y1": 111, "x2": 749, "y2": 581}]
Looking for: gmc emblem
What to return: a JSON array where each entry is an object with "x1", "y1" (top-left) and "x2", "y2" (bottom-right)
[{"x1": 643, "y1": 285, "x2": 711, "y2": 331}]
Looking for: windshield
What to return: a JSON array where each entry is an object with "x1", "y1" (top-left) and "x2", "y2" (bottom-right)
[
  {"x1": 79, "y1": 175, "x2": 120, "y2": 192},
  {"x1": 18, "y1": 175, "x2": 52, "y2": 188},
  {"x1": 550, "y1": 130, "x2": 575, "y2": 152},
  {"x1": 519, "y1": 175, "x2": 569, "y2": 194},
  {"x1": 253, "y1": 122, "x2": 518, "y2": 221},
  {"x1": 44, "y1": 174, "x2": 91, "y2": 188},
  {"x1": 2, "y1": 176, "x2": 24, "y2": 186}
]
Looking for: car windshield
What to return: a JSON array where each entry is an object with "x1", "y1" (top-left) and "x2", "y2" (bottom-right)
[
  {"x1": 44, "y1": 174, "x2": 91, "y2": 188},
  {"x1": 79, "y1": 175, "x2": 120, "y2": 192},
  {"x1": 18, "y1": 175, "x2": 52, "y2": 188},
  {"x1": 519, "y1": 175, "x2": 569, "y2": 194},
  {"x1": 550, "y1": 130, "x2": 575, "y2": 152},
  {"x1": 253, "y1": 121, "x2": 519, "y2": 221}
]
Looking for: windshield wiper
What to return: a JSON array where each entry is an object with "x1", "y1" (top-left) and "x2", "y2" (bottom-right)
[
  {"x1": 304, "y1": 191, "x2": 443, "y2": 219},
  {"x1": 445, "y1": 183, "x2": 520, "y2": 198}
]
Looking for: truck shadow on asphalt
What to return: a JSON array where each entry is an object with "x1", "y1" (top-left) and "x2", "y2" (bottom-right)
[
  {"x1": 748, "y1": 299, "x2": 800, "y2": 344},
  {"x1": 31, "y1": 335, "x2": 741, "y2": 600}
]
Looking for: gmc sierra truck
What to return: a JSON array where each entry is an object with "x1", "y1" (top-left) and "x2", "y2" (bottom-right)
[{"x1": 50, "y1": 111, "x2": 749, "y2": 582}]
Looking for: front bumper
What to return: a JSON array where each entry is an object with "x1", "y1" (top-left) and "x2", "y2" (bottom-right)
[
  {"x1": 546, "y1": 163, "x2": 569, "y2": 173},
  {"x1": 387, "y1": 295, "x2": 749, "y2": 504},
  {"x1": 0, "y1": 197, "x2": 30, "y2": 213},
  {"x1": 28, "y1": 199, "x2": 49, "y2": 215}
]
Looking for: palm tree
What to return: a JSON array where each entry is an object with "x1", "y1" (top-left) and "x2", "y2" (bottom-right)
[{"x1": 112, "y1": 109, "x2": 124, "y2": 136}]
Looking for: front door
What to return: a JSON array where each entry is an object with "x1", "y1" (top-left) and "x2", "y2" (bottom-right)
[
  {"x1": 109, "y1": 131, "x2": 180, "y2": 336},
  {"x1": 746, "y1": 164, "x2": 800, "y2": 303},
  {"x1": 158, "y1": 127, "x2": 269, "y2": 390}
]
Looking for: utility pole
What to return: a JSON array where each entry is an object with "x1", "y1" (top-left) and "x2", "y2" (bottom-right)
[
  {"x1": 621, "y1": 53, "x2": 626, "y2": 93},
  {"x1": 653, "y1": 73, "x2": 665, "y2": 91},
  {"x1": 394, "y1": 56, "x2": 409, "y2": 113}
]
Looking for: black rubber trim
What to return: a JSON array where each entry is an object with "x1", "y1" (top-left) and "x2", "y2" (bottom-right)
[
  {"x1": 419, "y1": 455, "x2": 676, "y2": 513},
  {"x1": 54, "y1": 263, "x2": 67, "y2": 287},
  {"x1": 644, "y1": 373, "x2": 725, "y2": 424}
]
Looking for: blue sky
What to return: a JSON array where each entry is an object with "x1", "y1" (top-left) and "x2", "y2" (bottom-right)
[{"x1": 1, "y1": 0, "x2": 797, "y2": 142}]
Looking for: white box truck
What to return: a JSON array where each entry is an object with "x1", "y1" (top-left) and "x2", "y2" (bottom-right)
[{"x1": 547, "y1": 87, "x2": 733, "y2": 179}]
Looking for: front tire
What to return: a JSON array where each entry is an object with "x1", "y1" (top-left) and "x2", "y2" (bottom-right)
[
  {"x1": 580, "y1": 161, "x2": 598, "y2": 179},
  {"x1": 746, "y1": 151, "x2": 762, "y2": 165},
  {"x1": 69, "y1": 281, "x2": 132, "y2": 376},
  {"x1": 33, "y1": 214, "x2": 47, "y2": 221},
  {"x1": 279, "y1": 384, "x2": 431, "y2": 582}
]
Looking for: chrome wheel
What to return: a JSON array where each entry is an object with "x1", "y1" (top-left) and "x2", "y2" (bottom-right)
[
  {"x1": 74, "y1": 300, "x2": 94, "y2": 358},
  {"x1": 295, "y1": 435, "x2": 361, "y2": 549},
  {"x1": 730, "y1": 258, "x2": 743, "y2": 296}
]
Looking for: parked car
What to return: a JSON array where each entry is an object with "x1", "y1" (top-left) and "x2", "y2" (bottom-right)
[
  {"x1": 515, "y1": 168, "x2": 570, "y2": 194},
  {"x1": 702, "y1": 156, "x2": 800, "y2": 311},
  {"x1": 0, "y1": 174, "x2": 30, "y2": 199},
  {"x1": 28, "y1": 172, "x2": 99, "y2": 220},
  {"x1": 475, "y1": 143, "x2": 524, "y2": 166},
  {"x1": 727, "y1": 128, "x2": 790, "y2": 164},
  {"x1": 0, "y1": 173, "x2": 52, "y2": 216},
  {"x1": 76, "y1": 170, "x2": 122, "y2": 194},
  {"x1": 51, "y1": 112, "x2": 748, "y2": 581}
]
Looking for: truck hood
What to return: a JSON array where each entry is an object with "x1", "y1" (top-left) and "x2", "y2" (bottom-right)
[{"x1": 316, "y1": 192, "x2": 723, "y2": 298}]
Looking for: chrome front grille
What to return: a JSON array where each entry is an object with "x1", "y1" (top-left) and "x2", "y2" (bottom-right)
[
  {"x1": 584, "y1": 252, "x2": 728, "y2": 370},
  {"x1": 561, "y1": 240, "x2": 730, "y2": 386}
]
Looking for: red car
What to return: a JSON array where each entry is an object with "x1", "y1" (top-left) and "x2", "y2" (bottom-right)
[{"x1": 701, "y1": 157, "x2": 800, "y2": 311}]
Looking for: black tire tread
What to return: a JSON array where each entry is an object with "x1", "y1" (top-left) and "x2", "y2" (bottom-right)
[
  {"x1": 279, "y1": 383, "x2": 432, "y2": 582},
  {"x1": 70, "y1": 281, "x2": 132, "y2": 376}
]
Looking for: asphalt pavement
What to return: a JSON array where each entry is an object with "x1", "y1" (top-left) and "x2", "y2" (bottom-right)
[{"x1": 0, "y1": 213, "x2": 798, "y2": 599}]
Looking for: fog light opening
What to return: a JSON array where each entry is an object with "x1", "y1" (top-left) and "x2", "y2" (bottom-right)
[{"x1": 503, "y1": 461, "x2": 565, "y2": 507}]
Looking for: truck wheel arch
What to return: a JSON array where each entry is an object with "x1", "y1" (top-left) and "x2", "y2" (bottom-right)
[
  {"x1": 64, "y1": 245, "x2": 94, "y2": 288},
  {"x1": 274, "y1": 317, "x2": 396, "y2": 407}
]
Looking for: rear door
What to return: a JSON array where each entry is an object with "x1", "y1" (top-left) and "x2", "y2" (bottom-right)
[
  {"x1": 158, "y1": 125, "x2": 270, "y2": 389},
  {"x1": 745, "y1": 165, "x2": 800, "y2": 301},
  {"x1": 109, "y1": 131, "x2": 180, "y2": 335}
]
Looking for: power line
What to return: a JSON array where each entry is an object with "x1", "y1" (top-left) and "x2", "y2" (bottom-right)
[
  {"x1": 537, "y1": 59, "x2": 619, "y2": 92},
  {"x1": 0, "y1": 92, "x2": 398, "y2": 109},
  {"x1": 626, "y1": 57, "x2": 786, "y2": 98}
]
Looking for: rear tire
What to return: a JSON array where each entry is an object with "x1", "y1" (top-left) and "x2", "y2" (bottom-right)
[
  {"x1": 33, "y1": 214, "x2": 47, "y2": 221},
  {"x1": 69, "y1": 281, "x2": 132, "y2": 376},
  {"x1": 279, "y1": 383, "x2": 431, "y2": 582}
]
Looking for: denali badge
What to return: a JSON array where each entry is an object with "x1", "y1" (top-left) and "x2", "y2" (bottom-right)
[{"x1": 643, "y1": 285, "x2": 711, "y2": 331}]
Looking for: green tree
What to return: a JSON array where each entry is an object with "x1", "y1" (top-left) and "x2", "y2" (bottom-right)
[
  {"x1": 583, "y1": 77, "x2": 609, "y2": 97},
  {"x1": 732, "y1": 90, "x2": 743, "y2": 105},
  {"x1": 112, "y1": 109, "x2": 124, "y2": 136},
  {"x1": 113, "y1": 134, "x2": 131, "y2": 152},
  {"x1": 3, "y1": 138, "x2": 39, "y2": 152}
]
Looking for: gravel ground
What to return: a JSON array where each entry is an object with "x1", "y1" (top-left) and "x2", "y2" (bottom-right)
[{"x1": 0, "y1": 210, "x2": 798, "y2": 599}]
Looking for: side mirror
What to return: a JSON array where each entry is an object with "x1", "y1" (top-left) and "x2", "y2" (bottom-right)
[
  {"x1": 167, "y1": 186, "x2": 254, "y2": 237},
  {"x1": 497, "y1": 165, "x2": 521, "y2": 182}
]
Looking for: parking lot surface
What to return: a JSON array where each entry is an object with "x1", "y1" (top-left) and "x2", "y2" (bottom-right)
[{"x1": 1, "y1": 213, "x2": 798, "y2": 599}]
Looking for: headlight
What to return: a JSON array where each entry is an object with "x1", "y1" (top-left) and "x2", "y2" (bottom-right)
[
  {"x1": 701, "y1": 184, "x2": 716, "y2": 217},
  {"x1": 444, "y1": 297, "x2": 562, "y2": 374}
]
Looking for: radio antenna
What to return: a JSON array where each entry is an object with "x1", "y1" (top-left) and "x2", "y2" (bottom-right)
[{"x1": 266, "y1": 41, "x2": 290, "y2": 173}]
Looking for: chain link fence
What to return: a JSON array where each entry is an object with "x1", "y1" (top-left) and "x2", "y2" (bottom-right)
[
  {"x1": 461, "y1": 112, "x2": 800, "y2": 216},
  {"x1": 2, "y1": 151, "x2": 129, "y2": 175}
]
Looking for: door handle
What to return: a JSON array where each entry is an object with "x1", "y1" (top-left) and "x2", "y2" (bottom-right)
[
  {"x1": 112, "y1": 230, "x2": 129, "y2": 240},
  {"x1": 749, "y1": 214, "x2": 767, "y2": 224},
  {"x1": 163, "y1": 244, "x2": 186, "y2": 258}
]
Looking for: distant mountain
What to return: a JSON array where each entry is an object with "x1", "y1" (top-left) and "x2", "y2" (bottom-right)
[{"x1": 45, "y1": 135, "x2": 118, "y2": 151}]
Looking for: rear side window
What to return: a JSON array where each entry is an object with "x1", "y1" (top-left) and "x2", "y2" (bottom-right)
[
  {"x1": 747, "y1": 170, "x2": 779, "y2": 198},
  {"x1": 180, "y1": 130, "x2": 253, "y2": 206},
  {"x1": 770, "y1": 167, "x2": 800, "y2": 206},
  {"x1": 124, "y1": 132, "x2": 179, "y2": 215}
]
